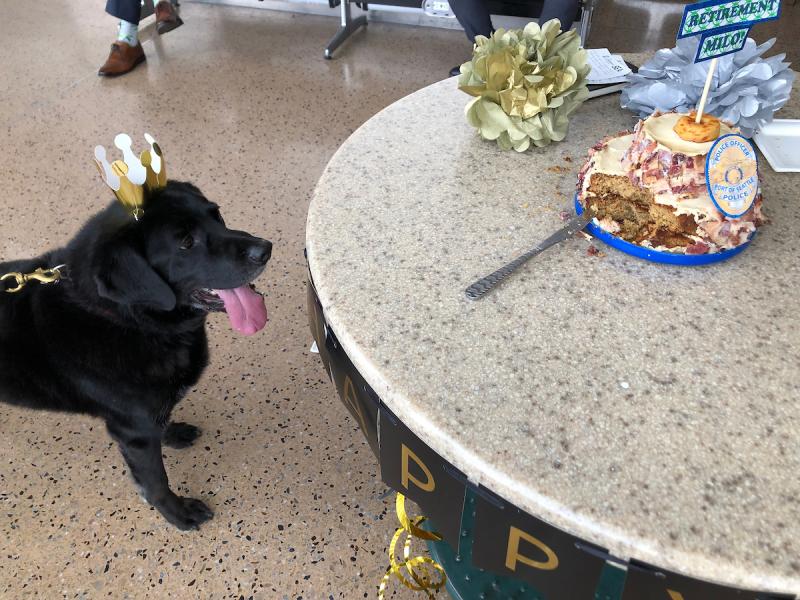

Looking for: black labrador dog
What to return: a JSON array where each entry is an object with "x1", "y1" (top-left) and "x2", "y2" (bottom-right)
[{"x1": 0, "y1": 181, "x2": 271, "y2": 530}]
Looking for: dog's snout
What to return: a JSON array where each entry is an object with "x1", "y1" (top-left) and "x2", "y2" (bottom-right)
[{"x1": 247, "y1": 241, "x2": 272, "y2": 265}]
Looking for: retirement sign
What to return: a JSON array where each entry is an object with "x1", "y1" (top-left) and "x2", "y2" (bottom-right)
[
  {"x1": 695, "y1": 24, "x2": 750, "y2": 61},
  {"x1": 678, "y1": 0, "x2": 781, "y2": 38}
]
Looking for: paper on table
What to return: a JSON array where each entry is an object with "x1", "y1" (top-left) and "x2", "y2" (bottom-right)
[{"x1": 586, "y1": 49, "x2": 632, "y2": 84}]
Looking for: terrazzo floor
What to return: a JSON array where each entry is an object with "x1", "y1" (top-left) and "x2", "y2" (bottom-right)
[
  {"x1": 0, "y1": 2, "x2": 465, "y2": 598},
  {"x1": 0, "y1": 1, "x2": 796, "y2": 599}
]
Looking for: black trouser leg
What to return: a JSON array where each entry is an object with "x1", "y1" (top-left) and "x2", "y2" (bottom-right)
[
  {"x1": 105, "y1": 0, "x2": 143, "y2": 24},
  {"x1": 107, "y1": 418, "x2": 213, "y2": 530},
  {"x1": 449, "y1": 0, "x2": 493, "y2": 42},
  {"x1": 539, "y1": 0, "x2": 581, "y2": 28}
]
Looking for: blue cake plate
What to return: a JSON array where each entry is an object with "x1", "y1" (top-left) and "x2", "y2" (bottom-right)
[{"x1": 574, "y1": 196, "x2": 751, "y2": 266}]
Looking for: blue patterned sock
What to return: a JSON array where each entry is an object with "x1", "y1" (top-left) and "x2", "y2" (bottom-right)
[{"x1": 117, "y1": 20, "x2": 139, "y2": 46}]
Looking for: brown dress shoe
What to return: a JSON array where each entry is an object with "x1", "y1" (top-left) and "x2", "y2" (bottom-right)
[
  {"x1": 155, "y1": 1, "x2": 184, "y2": 35},
  {"x1": 98, "y1": 42, "x2": 145, "y2": 77}
]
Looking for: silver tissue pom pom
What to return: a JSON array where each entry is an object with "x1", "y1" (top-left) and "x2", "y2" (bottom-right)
[{"x1": 621, "y1": 37, "x2": 794, "y2": 137}]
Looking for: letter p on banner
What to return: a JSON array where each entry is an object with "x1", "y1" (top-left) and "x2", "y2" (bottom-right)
[
  {"x1": 471, "y1": 486, "x2": 608, "y2": 598},
  {"x1": 378, "y1": 405, "x2": 467, "y2": 549},
  {"x1": 401, "y1": 444, "x2": 435, "y2": 492}
]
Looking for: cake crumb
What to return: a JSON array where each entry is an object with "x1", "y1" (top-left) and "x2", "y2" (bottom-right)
[
  {"x1": 547, "y1": 165, "x2": 570, "y2": 174},
  {"x1": 586, "y1": 244, "x2": 605, "y2": 257},
  {"x1": 563, "y1": 156, "x2": 573, "y2": 162},
  {"x1": 620, "y1": 381, "x2": 630, "y2": 389},
  {"x1": 559, "y1": 210, "x2": 571, "y2": 221}
]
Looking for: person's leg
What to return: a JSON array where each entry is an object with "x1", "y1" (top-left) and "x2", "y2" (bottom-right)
[
  {"x1": 99, "y1": 0, "x2": 146, "y2": 76},
  {"x1": 539, "y1": 0, "x2": 581, "y2": 29},
  {"x1": 449, "y1": 0, "x2": 493, "y2": 43},
  {"x1": 105, "y1": 0, "x2": 142, "y2": 26},
  {"x1": 448, "y1": 0, "x2": 493, "y2": 76}
]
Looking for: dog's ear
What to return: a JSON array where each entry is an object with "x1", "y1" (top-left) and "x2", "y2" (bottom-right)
[{"x1": 94, "y1": 243, "x2": 176, "y2": 311}]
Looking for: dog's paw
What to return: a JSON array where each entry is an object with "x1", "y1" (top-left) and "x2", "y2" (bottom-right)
[
  {"x1": 163, "y1": 422, "x2": 201, "y2": 448},
  {"x1": 158, "y1": 496, "x2": 214, "y2": 530}
]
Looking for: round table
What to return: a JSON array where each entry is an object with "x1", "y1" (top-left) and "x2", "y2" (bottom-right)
[{"x1": 306, "y1": 73, "x2": 800, "y2": 597}]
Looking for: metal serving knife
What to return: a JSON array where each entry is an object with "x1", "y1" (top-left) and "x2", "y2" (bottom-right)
[{"x1": 465, "y1": 212, "x2": 591, "y2": 301}]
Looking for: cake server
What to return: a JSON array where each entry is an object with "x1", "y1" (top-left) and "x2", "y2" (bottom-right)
[{"x1": 465, "y1": 212, "x2": 591, "y2": 301}]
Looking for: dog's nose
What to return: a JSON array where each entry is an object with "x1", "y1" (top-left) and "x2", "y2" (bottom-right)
[{"x1": 247, "y1": 241, "x2": 272, "y2": 265}]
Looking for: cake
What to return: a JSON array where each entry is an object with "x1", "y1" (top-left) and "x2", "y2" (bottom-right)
[{"x1": 576, "y1": 111, "x2": 763, "y2": 255}]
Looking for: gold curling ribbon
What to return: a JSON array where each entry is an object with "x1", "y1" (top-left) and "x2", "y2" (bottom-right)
[{"x1": 377, "y1": 493, "x2": 447, "y2": 599}]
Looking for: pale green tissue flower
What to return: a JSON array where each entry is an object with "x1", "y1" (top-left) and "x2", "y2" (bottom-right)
[{"x1": 458, "y1": 20, "x2": 590, "y2": 151}]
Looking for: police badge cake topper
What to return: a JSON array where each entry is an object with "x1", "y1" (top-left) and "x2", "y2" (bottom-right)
[{"x1": 93, "y1": 133, "x2": 167, "y2": 220}]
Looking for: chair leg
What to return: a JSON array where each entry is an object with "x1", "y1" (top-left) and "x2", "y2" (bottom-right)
[
  {"x1": 578, "y1": 0, "x2": 595, "y2": 45},
  {"x1": 324, "y1": 0, "x2": 368, "y2": 59},
  {"x1": 140, "y1": 0, "x2": 156, "y2": 20}
]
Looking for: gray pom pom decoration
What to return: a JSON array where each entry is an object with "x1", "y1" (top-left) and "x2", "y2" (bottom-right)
[{"x1": 621, "y1": 37, "x2": 794, "y2": 137}]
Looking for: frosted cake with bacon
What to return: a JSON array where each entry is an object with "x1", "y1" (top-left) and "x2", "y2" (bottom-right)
[{"x1": 577, "y1": 112, "x2": 762, "y2": 254}]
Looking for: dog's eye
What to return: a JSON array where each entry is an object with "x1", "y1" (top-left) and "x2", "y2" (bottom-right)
[{"x1": 179, "y1": 234, "x2": 195, "y2": 250}]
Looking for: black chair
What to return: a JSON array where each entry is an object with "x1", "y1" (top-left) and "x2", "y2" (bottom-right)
[{"x1": 324, "y1": 0, "x2": 597, "y2": 59}]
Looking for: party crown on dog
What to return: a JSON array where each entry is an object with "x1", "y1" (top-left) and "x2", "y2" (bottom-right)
[{"x1": 93, "y1": 133, "x2": 167, "y2": 220}]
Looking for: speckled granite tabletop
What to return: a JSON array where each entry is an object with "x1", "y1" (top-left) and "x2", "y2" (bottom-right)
[{"x1": 306, "y1": 63, "x2": 800, "y2": 595}]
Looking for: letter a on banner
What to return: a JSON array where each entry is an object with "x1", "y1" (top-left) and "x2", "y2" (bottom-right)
[
  {"x1": 308, "y1": 277, "x2": 380, "y2": 457},
  {"x1": 324, "y1": 326, "x2": 380, "y2": 457}
]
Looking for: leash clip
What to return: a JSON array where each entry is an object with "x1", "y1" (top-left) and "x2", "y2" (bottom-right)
[
  {"x1": 1, "y1": 272, "x2": 26, "y2": 293},
  {"x1": 1, "y1": 265, "x2": 65, "y2": 293}
]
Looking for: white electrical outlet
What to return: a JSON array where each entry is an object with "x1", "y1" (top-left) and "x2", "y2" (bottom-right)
[{"x1": 422, "y1": 0, "x2": 455, "y2": 18}]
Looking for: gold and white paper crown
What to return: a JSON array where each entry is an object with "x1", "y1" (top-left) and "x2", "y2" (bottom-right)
[{"x1": 93, "y1": 133, "x2": 167, "y2": 219}]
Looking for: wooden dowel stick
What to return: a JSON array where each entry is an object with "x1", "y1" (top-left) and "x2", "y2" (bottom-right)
[{"x1": 696, "y1": 57, "x2": 718, "y2": 122}]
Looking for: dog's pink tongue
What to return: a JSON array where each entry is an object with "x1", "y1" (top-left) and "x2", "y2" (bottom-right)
[{"x1": 213, "y1": 286, "x2": 268, "y2": 335}]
